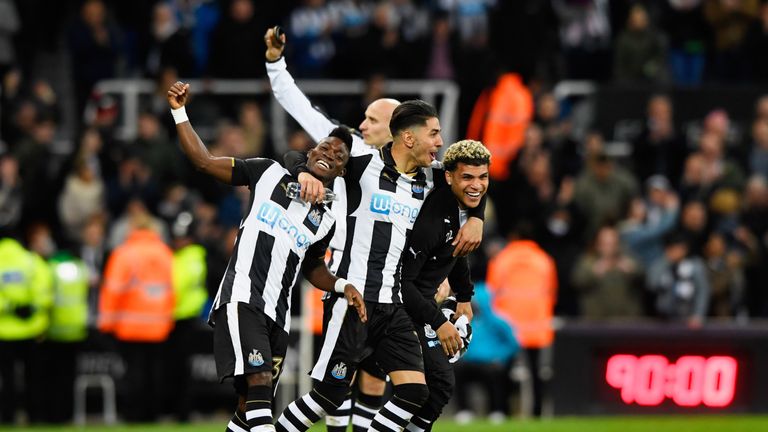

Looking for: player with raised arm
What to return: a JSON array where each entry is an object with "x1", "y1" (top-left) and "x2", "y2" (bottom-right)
[
  {"x1": 399, "y1": 140, "x2": 491, "y2": 432},
  {"x1": 274, "y1": 100, "x2": 486, "y2": 432},
  {"x1": 167, "y1": 82, "x2": 366, "y2": 432},
  {"x1": 264, "y1": 27, "x2": 470, "y2": 432}
]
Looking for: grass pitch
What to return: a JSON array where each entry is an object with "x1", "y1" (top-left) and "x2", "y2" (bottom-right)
[{"x1": 2, "y1": 416, "x2": 768, "y2": 432}]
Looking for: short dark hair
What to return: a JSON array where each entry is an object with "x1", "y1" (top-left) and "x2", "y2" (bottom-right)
[
  {"x1": 328, "y1": 126, "x2": 353, "y2": 154},
  {"x1": 389, "y1": 100, "x2": 438, "y2": 136}
]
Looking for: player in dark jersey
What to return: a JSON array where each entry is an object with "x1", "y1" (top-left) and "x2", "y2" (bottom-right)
[
  {"x1": 399, "y1": 140, "x2": 491, "y2": 432},
  {"x1": 167, "y1": 81, "x2": 366, "y2": 432}
]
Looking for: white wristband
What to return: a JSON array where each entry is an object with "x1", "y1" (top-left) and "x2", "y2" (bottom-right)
[
  {"x1": 334, "y1": 278, "x2": 348, "y2": 294},
  {"x1": 171, "y1": 106, "x2": 189, "y2": 124}
]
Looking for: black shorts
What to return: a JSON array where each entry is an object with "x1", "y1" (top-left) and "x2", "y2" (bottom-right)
[
  {"x1": 212, "y1": 302, "x2": 288, "y2": 393},
  {"x1": 311, "y1": 296, "x2": 423, "y2": 386},
  {"x1": 417, "y1": 322, "x2": 455, "y2": 417}
]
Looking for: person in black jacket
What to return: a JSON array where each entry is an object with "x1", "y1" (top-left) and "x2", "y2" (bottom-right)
[{"x1": 400, "y1": 139, "x2": 491, "y2": 431}]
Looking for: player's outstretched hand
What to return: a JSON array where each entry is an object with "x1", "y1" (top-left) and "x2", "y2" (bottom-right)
[
  {"x1": 344, "y1": 284, "x2": 367, "y2": 323},
  {"x1": 452, "y1": 217, "x2": 482, "y2": 257},
  {"x1": 264, "y1": 26, "x2": 286, "y2": 62},
  {"x1": 297, "y1": 172, "x2": 326, "y2": 204},
  {"x1": 436, "y1": 321, "x2": 462, "y2": 357},
  {"x1": 167, "y1": 81, "x2": 190, "y2": 109}
]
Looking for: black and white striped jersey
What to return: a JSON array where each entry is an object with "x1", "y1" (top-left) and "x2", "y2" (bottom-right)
[
  {"x1": 209, "y1": 157, "x2": 336, "y2": 332},
  {"x1": 266, "y1": 57, "x2": 377, "y2": 270}
]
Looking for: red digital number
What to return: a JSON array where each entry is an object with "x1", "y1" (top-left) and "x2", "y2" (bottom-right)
[{"x1": 605, "y1": 354, "x2": 737, "y2": 407}]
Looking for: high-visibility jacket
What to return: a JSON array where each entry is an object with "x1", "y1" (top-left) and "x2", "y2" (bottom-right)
[
  {"x1": 98, "y1": 229, "x2": 175, "y2": 342},
  {"x1": 0, "y1": 238, "x2": 53, "y2": 340},
  {"x1": 48, "y1": 253, "x2": 89, "y2": 342},
  {"x1": 486, "y1": 240, "x2": 557, "y2": 348},
  {"x1": 466, "y1": 73, "x2": 533, "y2": 180},
  {"x1": 173, "y1": 244, "x2": 208, "y2": 321}
]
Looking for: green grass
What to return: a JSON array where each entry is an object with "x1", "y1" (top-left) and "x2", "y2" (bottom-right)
[{"x1": 2, "y1": 416, "x2": 768, "y2": 432}]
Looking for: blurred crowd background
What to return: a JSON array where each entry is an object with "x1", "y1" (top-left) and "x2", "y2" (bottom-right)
[{"x1": 2, "y1": 0, "x2": 768, "y2": 426}]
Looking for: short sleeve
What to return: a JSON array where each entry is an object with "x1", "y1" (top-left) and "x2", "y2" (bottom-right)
[{"x1": 232, "y1": 158, "x2": 275, "y2": 187}]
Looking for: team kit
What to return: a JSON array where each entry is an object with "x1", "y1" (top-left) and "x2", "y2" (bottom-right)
[{"x1": 166, "y1": 26, "x2": 492, "y2": 432}]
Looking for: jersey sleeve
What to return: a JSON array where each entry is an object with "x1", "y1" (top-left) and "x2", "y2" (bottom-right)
[
  {"x1": 231, "y1": 158, "x2": 275, "y2": 187},
  {"x1": 448, "y1": 256, "x2": 474, "y2": 303},
  {"x1": 266, "y1": 58, "x2": 372, "y2": 156},
  {"x1": 400, "y1": 205, "x2": 447, "y2": 329}
]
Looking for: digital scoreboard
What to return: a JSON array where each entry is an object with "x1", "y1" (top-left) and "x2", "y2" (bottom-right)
[{"x1": 552, "y1": 322, "x2": 768, "y2": 415}]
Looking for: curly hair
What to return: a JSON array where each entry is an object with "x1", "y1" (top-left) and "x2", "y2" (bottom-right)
[{"x1": 442, "y1": 140, "x2": 491, "y2": 171}]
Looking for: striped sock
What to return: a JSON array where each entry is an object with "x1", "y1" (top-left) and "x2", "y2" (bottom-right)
[
  {"x1": 326, "y1": 396, "x2": 352, "y2": 432},
  {"x1": 226, "y1": 409, "x2": 249, "y2": 432},
  {"x1": 351, "y1": 392, "x2": 383, "y2": 432},
  {"x1": 245, "y1": 385, "x2": 274, "y2": 432},
  {"x1": 275, "y1": 389, "x2": 337, "y2": 432},
  {"x1": 405, "y1": 416, "x2": 433, "y2": 432},
  {"x1": 369, "y1": 384, "x2": 428, "y2": 432}
]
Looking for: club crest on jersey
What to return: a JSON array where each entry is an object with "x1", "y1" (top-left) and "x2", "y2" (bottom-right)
[
  {"x1": 424, "y1": 324, "x2": 437, "y2": 339},
  {"x1": 307, "y1": 208, "x2": 322, "y2": 227},
  {"x1": 248, "y1": 349, "x2": 264, "y2": 367},
  {"x1": 331, "y1": 362, "x2": 347, "y2": 379},
  {"x1": 412, "y1": 183, "x2": 424, "y2": 194}
]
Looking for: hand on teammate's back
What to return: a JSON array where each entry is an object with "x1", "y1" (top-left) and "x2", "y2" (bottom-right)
[
  {"x1": 344, "y1": 284, "x2": 367, "y2": 323},
  {"x1": 264, "y1": 27, "x2": 286, "y2": 62},
  {"x1": 452, "y1": 217, "x2": 483, "y2": 257},
  {"x1": 167, "y1": 81, "x2": 190, "y2": 109}
]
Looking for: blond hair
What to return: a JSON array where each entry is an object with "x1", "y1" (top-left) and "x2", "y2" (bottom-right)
[{"x1": 442, "y1": 140, "x2": 491, "y2": 171}]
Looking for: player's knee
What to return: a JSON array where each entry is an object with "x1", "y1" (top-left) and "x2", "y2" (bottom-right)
[
  {"x1": 393, "y1": 383, "x2": 430, "y2": 408},
  {"x1": 314, "y1": 380, "x2": 351, "y2": 408},
  {"x1": 358, "y1": 373, "x2": 386, "y2": 396}
]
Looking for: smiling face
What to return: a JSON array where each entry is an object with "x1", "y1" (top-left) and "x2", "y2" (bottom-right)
[
  {"x1": 405, "y1": 116, "x2": 443, "y2": 168},
  {"x1": 359, "y1": 99, "x2": 398, "y2": 147},
  {"x1": 307, "y1": 136, "x2": 349, "y2": 183},
  {"x1": 446, "y1": 162, "x2": 489, "y2": 209}
]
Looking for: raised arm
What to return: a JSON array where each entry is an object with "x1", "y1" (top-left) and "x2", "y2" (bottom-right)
[
  {"x1": 167, "y1": 82, "x2": 234, "y2": 184},
  {"x1": 264, "y1": 28, "x2": 370, "y2": 156}
]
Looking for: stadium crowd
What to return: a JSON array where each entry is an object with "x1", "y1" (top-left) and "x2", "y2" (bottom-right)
[{"x1": 2, "y1": 0, "x2": 768, "y2": 426}]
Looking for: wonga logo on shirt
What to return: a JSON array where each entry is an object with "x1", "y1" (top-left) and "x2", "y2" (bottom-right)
[
  {"x1": 369, "y1": 193, "x2": 419, "y2": 223},
  {"x1": 256, "y1": 202, "x2": 310, "y2": 249}
]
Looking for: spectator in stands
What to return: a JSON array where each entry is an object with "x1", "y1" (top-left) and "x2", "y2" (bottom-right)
[
  {"x1": 535, "y1": 92, "x2": 580, "y2": 181},
  {"x1": 58, "y1": 158, "x2": 105, "y2": 244},
  {"x1": 632, "y1": 94, "x2": 688, "y2": 185},
  {"x1": 133, "y1": 112, "x2": 180, "y2": 191},
  {"x1": 756, "y1": 95, "x2": 768, "y2": 123},
  {"x1": 664, "y1": 0, "x2": 709, "y2": 86},
  {"x1": 620, "y1": 176, "x2": 680, "y2": 269},
  {"x1": 703, "y1": 0, "x2": 760, "y2": 81},
  {"x1": 422, "y1": 10, "x2": 458, "y2": 81},
  {"x1": 748, "y1": 120, "x2": 768, "y2": 178},
  {"x1": 238, "y1": 101, "x2": 268, "y2": 158},
  {"x1": 453, "y1": 283, "x2": 518, "y2": 425},
  {"x1": 737, "y1": 175, "x2": 768, "y2": 317},
  {"x1": 647, "y1": 231, "x2": 711, "y2": 327},
  {"x1": 13, "y1": 116, "x2": 63, "y2": 228},
  {"x1": 679, "y1": 153, "x2": 715, "y2": 202},
  {"x1": 572, "y1": 225, "x2": 645, "y2": 319},
  {"x1": 678, "y1": 199, "x2": 710, "y2": 256},
  {"x1": 107, "y1": 197, "x2": 168, "y2": 251},
  {"x1": 168, "y1": 0, "x2": 220, "y2": 75},
  {"x1": 106, "y1": 156, "x2": 160, "y2": 218},
  {"x1": 552, "y1": 0, "x2": 613, "y2": 80},
  {"x1": 573, "y1": 147, "x2": 639, "y2": 242},
  {"x1": 486, "y1": 222, "x2": 557, "y2": 417},
  {"x1": 742, "y1": 1, "x2": 768, "y2": 82},
  {"x1": 613, "y1": 3, "x2": 669, "y2": 83},
  {"x1": 287, "y1": 0, "x2": 338, "y2": 77},
  {"x1": 0, "y1": 153, "x2": 22, "y2": 232},
  {"x1": 697, "y1": 129, "x2": 746, "y2": 190},
  {"x1": 207, "y1": 0, "x2": 265, "y2": 78},
  {"x1": 98, "y1": 214, "x2": 175, "y2": 423},
  {"x1": 142, "y1": 2, "x2": 195, "y2": 78},
  {"x1": 68, "y1": 0, "x2": 122, "y2": 117},
  {"x1": 703, "y1": 231, "x2": 746, "y2": 318},
  {"x1": 79, "y1": 214, "x2": 107, "y2": 324}
]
